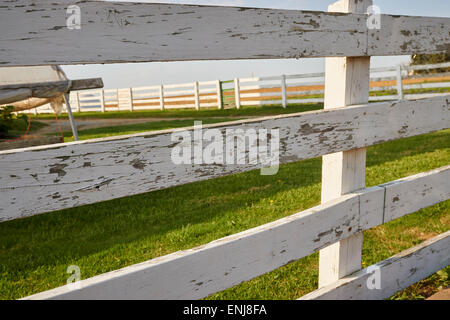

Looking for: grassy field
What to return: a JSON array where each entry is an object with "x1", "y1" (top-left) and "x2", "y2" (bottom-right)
[
  {"x1": 370, "y1": 86, "x2": 450, "y2": 97},
  {"x1": 30, "y1": 103, "x2": 322, "y2": 120},
  {"x1": 0, "y1": 120, "x2": 448, "y2": 300},
  {"x1": 0, "y1": 117, "x2": 47, "y2": 139},
  {"x1": 41, "y1": 93, "x2": 448, "y2": 143},
  {"x1": 221, "y1": 86, "x2": 450, "y2": 104},
  {"x1": 60, "y1": 118, "x2": 245, "y2": 141},
  {"x1": 26, "y1": 85, "x2": 449, "y2": 124},
  {"x1": 39, "y1": 104, "x2": 322, "y2": 142}
]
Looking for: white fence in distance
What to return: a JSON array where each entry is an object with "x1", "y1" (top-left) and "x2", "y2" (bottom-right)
[
  {"x1": 24, "y1": 62, "x2": 450, "y2": 114},
  {"x1": 2, "y1": 0, "x2": 449, "y2": 301}
]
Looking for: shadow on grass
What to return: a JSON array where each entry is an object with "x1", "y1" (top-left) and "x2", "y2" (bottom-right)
[
  {"x1": 0, "y1": 157, "x2": 320, "y2": 267},
  {"x1": 0, "y1": 129, "x2": 448, "y2": 299}
]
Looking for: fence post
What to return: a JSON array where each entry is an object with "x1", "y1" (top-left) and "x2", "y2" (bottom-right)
[
  {"x1": 281, "y1": 74, "x2": 287, "y2": 108},
  {"x1": 396, "y1": 64, "x2": 404, "y2": 100},
  {"x1": 216, "y1": 80, "x2": 223, "y2": 109},
  {"x1": 159, "y1": 84, "x2": 165, "y2": 110},
  {"x1": 100, "y1": 89, "x2": 105, "y2": 113},
  {"x1": 194, "y1": 81, "x2": 200, "y2": 110},
  {"x1": 234, "y1": 78, "x2": 240, "y2": 109},
  {"x1": 129, "y1": 88, "x2": 134, "y2": 112},
  {"x1": 77, "y1": 92, "x2": 82, "y2": 113},
  {"x1": 318, "y1": 0, "x2": 371, "y2": 288},
  {"x1": 116, "y1": 89, "x2": 119, "y2": 111},
  {"x1": 73, "y1": 91, "x2": 80, "y2": 112}
]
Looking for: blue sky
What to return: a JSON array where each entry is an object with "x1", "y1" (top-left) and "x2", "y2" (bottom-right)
[{"x1": 62, "y1": 1, "x2": 450, "y2": 89}]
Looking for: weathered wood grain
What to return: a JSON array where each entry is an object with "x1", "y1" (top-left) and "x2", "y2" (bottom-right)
[
  {"x1": 70, "y1": 78, "x2": 104, "y2": 91},
  {"x1": 300, "y1": 230, "x2": 450, "y2": 300},
  {"x1": 319, "y1": 0, "x2": 371, "y2": 288},
  {"x1": 0, "y1": 78, "x2": 103, "y2": 92},
  {"x1": 0, "y1": 0, "x2": 448, "y2": 66},
  {"x1": 1, "y1": 96, "x2": 449, "y2": 221},
  {"x1": 0, "y1": 78, "x2": 103, "y2": 105},
  {"x1": 0, "y1": 88, "x2": 31, "y2": 105},
  {"x1": 21, "y1": 193, "x2": 362, "y2": 299},
  {"x1": 0, "y1": 80, "x2": 69, "y2": 100},
  {"x1": 369, "y1": 15, "x2": 450, "y2": 56},
  {"x1": 21, "y1": 167, "x2": 449, "y2": 299},
  {"x1": 382, "y1": 167, "x2": 450, "y2": 223}
]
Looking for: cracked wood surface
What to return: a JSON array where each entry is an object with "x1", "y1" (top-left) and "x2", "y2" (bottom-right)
[
  {"x1": 301, "y1": 230, "x2": 450, "y2": 300},
  {"x1": 22, "y1": 166, "x2": 449, "y2": 299},
  {"x1": 382, "y1": 168, "x2": 450, "y2": 223},
  {"x1": 0, "y1": 78, "x2": 104, "y2": 105},
  {"x1": 1, "y1": 96, "x2": 449, "y2": 221},
  {"x1": 0, "y1": 0, "x2": 449, "y2": 66},
  {"x1": 318, "y1": 0, "x2": 371, "y2": 289}
]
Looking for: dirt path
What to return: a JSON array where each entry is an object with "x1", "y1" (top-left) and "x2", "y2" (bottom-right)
[{"x1": 426, "y1": 287, "x2": 450, "y2": 300}]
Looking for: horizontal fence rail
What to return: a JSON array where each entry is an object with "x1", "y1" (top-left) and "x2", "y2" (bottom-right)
[
  {"x1": 2, "y1": 96, "x2": 449, "y2": 221},
  {"x1": 238, "y1": 70, "x2": 450, "y2": 107},
  {"x1": 22, "y1": 165, "x2": 450, "y2": 299},
  {"x1": 1, "y1": 1, "x2": 449, "y2": 66},
  {"x1": 2, "y1": 0, "x2": 450, "y2": 301},
  {"x1": 301, "y1": 231, "x2": 450, "y2": 300}
]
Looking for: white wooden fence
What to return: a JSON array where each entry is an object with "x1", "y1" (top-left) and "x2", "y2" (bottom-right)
[
  {"x1": 28, "y1": 80, "x2": 223, "y2": 113},
  {"x1": 1, "y1": 0, "x2": 449, "y2": 300},
  {"x1": 27, "y1": 62, "x2": 450, "y2": 114},
  {"x1": 236, "y1": 62, "x2": 450, "y2": 107}
]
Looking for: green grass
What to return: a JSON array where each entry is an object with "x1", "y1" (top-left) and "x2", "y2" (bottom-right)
[
  {"x1": 271, "y1": 86, "x2": 450, "y2": 100},
  {"x1": 1, "y1": 118, "x2": 47, "y2": 139},
  {"x1": 30, "y1": 103, "x2": 322, "y2": 120},
  {"x1": 370, "y1": 86, "x2": 450, "y2": 97},
  {"x1": 0, "y1": 127, "x2": 448, "y2": 300},
  {"x1": 57, "y1": 118, "x2": 246, "y2": 142},
  {"x1": 29, "y1": 85, "x2": 448, "y2": 123},
  {"x1": 47, "y1": 95, "x2": 447, "y2": 143},
  {"x1": 47, "y1": 104, "x2": 324, "y2": 142}
]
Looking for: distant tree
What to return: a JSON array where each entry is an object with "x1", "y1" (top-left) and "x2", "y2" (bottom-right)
[
  {"x1": 410, "y1": 53, "x2": 450, "y2": 74},
  {"x1": 0, "y1": 105, "x2": 27, "y2": 139}
]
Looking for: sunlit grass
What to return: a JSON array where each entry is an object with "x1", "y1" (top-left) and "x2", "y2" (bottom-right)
[{"x1": 1, "y1": 128, "x2": 448, "y2": 299}]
